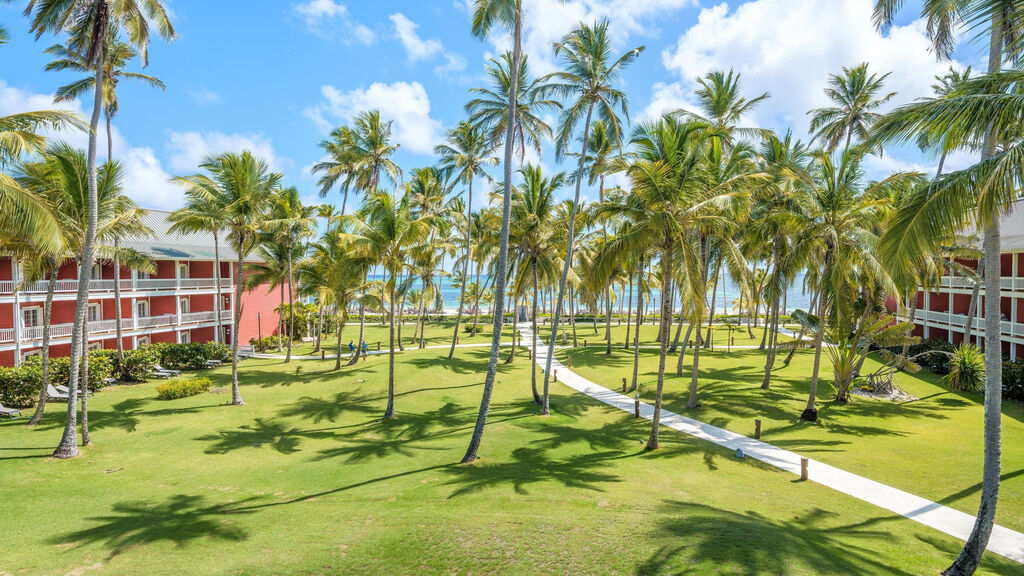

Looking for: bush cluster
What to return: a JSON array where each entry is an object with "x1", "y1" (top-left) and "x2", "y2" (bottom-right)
[
  {"x1": 249, "y1": 335, "x2": 291, "y2": 352},
  {"x1": 152, "y1": 342, "x2": 231, "y2": 370},
  {"x1": 0, "y1": 362, "x2": 41, "y2": 407},
  {"x1": 156, "y1": 376, "x2": 212, "y2": 400},
  {"x1": 903, "y1": 338, "x2": 955, "y2": 374},
  {"x1": 118, "y1": 347, "x2": 160, "y2": 382},
  {"x1": 1001, "y1": 361, "x2": 1024, "y2": 401}
]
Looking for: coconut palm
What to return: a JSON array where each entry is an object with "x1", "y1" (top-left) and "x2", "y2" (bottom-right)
[
  {"x1": 265, "y1": 187, "x2": 317, "y2": 362},
  {"x1": 173, "y1": 151, "x2": 281, "y2": 406},
  {"x1": 168, "y1": 191, "x2": 228, "y2": 344},
  {"x1": 461, "y1": 0, "x2": 525, "y2": 463},
  {"x1": 26, "y1": 0, "x2": 175, "y2": 459},
  {"x1": 871, "y1": 3, "x2": 1023, "y2": 567},
  {"x1": 540, "y1": 20, "x2": 644, "y2": 415},
  {"x1": 808, "y1": 63, "x2": 896, "y2": 153},
  {"x1": 346, "y1": 190, "x2": 431, "y2": 419},
  {"x1": 312, "y1": 109, "x2": 402, "y2": 215},
  {"x1": 246, "y1": 241, "x2": 291, "y2": 351},
  {"x1": 436, "y1": 121, "x2": 499, "y2": 358},
  {"x1": 676, "y1": 69, "x2": 770, "y2": 148},
  {"x1": 45, "y1": 39, "x2": 165, "y2": 161}
]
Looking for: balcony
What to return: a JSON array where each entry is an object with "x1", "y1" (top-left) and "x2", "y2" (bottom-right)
[
  {"x1": 905, "y1": 310, "x2": 1024, "y2": 339},
  {"x1": 936, "y1": 275, "x2": 1024, "y2": 293},
  {"x1": 0, "y1": 277, "x2": 233, "y2": 295}
]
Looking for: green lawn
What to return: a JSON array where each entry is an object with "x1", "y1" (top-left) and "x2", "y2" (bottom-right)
[
  {"x1": 534, "y1": 321, "x2": 796, "y2": 348},
  {"x1": 563, "y1": 345, "x2": 1024, "y2": 534},
  {"x1": 287, "y1": 319, "x2": 503, "y2": 357},
  {"x1": 1, "y1": 344, "x2": 1021, "y2": 574}
]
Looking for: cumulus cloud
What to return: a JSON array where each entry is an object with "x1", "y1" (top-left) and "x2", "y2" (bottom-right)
[
  {"x1": 304, "y1": 81, "x2": 443, "y2": 154},
  {"x1": 186, "y1": 87, "x2": 221, "y2": 106},
  {"x1": 294, "y1": 0, "x2": 376, "y2": 44},
  {"x1": 166, "y1": 131, "x2": 285, "y2": 173},
  {"x1": 389, "y1": 13, "x2": 467, "y2": 78},
  {"x1": 652, "y1": 0, "x2": 967, "y2": 139}
]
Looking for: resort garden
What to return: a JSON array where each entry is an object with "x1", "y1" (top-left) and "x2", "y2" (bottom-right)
[{"x1": 1, "y1": 1, "x2": 1024, "y2": 575}]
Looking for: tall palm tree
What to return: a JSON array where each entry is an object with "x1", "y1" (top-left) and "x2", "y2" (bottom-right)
[
  {"x1": 871, "y1": 3, "x2": 1022, "y2": 569},
  {"x1": 462, "y1": 0, "x2": 525, "y2": 464},
  {"x1": 808, "y1": 62, "x2": 896, "y2": 153},
  {"x1": 45, "y1": 39, "x2": 165, "y2": 161},
  {"x1": 346, "y1": 190, "x2": 431, "y2": 419},
  {"x1": 168, "y1": 190, "x2": 227, "y2": 344},
  {"x1": 676, "y1": 69, "x2": 770, "y2": 148},
  {"x1": 247, "y1": 239, "x2": 292, "y2": 351},
  {"x1": 173, "y1": 151, "x2": 281, "y2": 406},
  {"x1": 26, "y1": 0, "x2": 175, "y2": 460},
  {"x1": 266, "y1": 187, "x2": 317, "y2": 362},
  {"x1": 436, "y1": 121, "x2": 499, "y2": 358},
  {"x1": 541, "y1": 20, "x2": 643, "y2": 414},
  {"x1": 312, "y1": 109, "x2": 402, "y2": 215}
]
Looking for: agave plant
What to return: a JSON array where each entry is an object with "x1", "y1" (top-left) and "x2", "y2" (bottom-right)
[{"x1": 944, "y1": 344, "x2": 985, "y2": 393}]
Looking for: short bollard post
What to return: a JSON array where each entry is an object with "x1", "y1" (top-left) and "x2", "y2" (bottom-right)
[
  {"x1": 800, "y1": 458, "x2": 809, "y2": 481},
  {"x1": 321, "y1": 350, "x2": 325, "y2": 360},
  {"x1": 754, "y1": 419, "x2": 762, "y2": 440},
  {"x1": 528, "y1": 349, "x2": 532, "y2": 359},
  {"x1": 554, "y1": 369, "x2": 558, "y2": 382},
  {"x1": 457, "y1": 335, "x2": 460, "y2": 344},
  {"x1": 567, "y1": 356, "x2": 573, "y2": 368},
  {"x1": 622, "y1": 377, "x2": 627, "y2": 393},
  {"x1": 377, "y1": 341, "x2": 381, "y2": 351},
  {"x1": 634, "y1": 394, "x2": 640, "y2": 418},
  {"x1": 584, "y1": 340, "x2": 587, "y2": 347}
]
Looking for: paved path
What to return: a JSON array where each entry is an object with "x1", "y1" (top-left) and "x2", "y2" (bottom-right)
[{"x1": 518, "y1": 323, "x2": 1024, "y2": 565}]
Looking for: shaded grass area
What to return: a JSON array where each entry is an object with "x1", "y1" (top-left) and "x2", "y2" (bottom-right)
[
  {"x1": 563, "y1": 345, "x2": 1024, "y2": 534},
  {"x1": 0, "y1": 346, "x2": 1019, "y2": 574},
  {"x1": 535, "y1": 321, "x2": 796, "y2": 349}
]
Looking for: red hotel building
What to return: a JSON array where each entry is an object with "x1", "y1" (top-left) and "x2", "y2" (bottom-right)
[
  {"x1": 0, "y1": 210, "x2": 284, "y2": 366},
  {"x1": 900, "y1": 208, "x2": 1024, "y2": 361}
]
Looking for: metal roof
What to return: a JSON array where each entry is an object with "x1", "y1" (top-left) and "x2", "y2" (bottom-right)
[
  {"x1": 998, "y1": 204, "x2": 1024, "y2": 253},
  {"x1": 121, "y1": 209, "x2": 239, "y2": 261}
]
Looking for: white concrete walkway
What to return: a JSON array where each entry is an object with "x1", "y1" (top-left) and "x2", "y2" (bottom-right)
[{"x1": 519, "y1": 323, "x2": 1024, "y2": 565}]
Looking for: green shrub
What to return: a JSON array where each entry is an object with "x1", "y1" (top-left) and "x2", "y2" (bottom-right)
[
  {"x1": 249, "y1": 335, "x2": 291, "y2": 352},
  {"x1": 120, "y1": 347, "x2": 159, "y2": 382},
  {"x1": 156, "y1": 376, "x2": 212, "y2": 400},
  {"x1": 44, "y1": 350, "x2": 115, "y2": 390},
  {"x1": 0, "y1": 362, "x2": 41, "y2": 408},
  {"x1": 1002, "y1": 360, "x2": 1024, "y2": 401},
  {"x1": 944, "y1": 344, "x2": 985, "y2": 392}
]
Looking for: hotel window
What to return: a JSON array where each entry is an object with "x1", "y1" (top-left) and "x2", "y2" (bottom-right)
[
  {"x1": 179, "y1": 297, "x2": 190, "y2": 314},
  {"x1": 22, "y1": 307, "x2": 41, "y2": 328},
  {"x1": 90, "y1": 263, "x2": 102, "y2": 280},
  {"x1": 223, "y1": 295, "x2": 231, "y2": 310},
  {"x1": 87, "y1": 302, "x2": 101, "y2": 323},
  {"x1": 22, "y1": 349, "x2": 41, "y2": 361},
  {"x1": 137, "y1": 270, "x2": 151, "y2": 280},
  {"x1": 178, "y1": 262, "x2": 189, "y2": 279},
  {"x1": 136, "y1": 300, "x2": 149, "y2": 318},
  {"x1": 137, "y1": 336, "x2": 150, "y2": 346},
  {"x1": 87, "y1": 341, "x2": 102, "y2": 352},
  {"x1": 180, "y1": 331, "x2": 191, "y2": 344}
]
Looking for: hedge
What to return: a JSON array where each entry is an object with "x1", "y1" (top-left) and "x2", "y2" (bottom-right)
[
  {"x1": 156, "y1": 376, "x2": 212, "y2": 400},
  {"x1": 249, "y1": 336, "x2": 291, "y2": 352},
  {"x1": 152, "y1": 342, "x2": 231, "y2": 370}
]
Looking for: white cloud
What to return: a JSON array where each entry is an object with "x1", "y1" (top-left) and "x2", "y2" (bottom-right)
[
  {"x1": 0, "y1": 80, "x2": 182, "y2": 209},
  {"x1": 389, "y1": 13, "x2": 467, "y2": 78},
  {"x1": 653, "y1": 0, "x2": 967, "y2": 140},
  {"x1": 304, "y1": 81, "x2": 443, "y2": 154},
  {"x1": 186, "y1": 87, "x2": 221, "y2": 106},
  {"x1": 166, "y1": 131, "x2": 285, "y2": 173},
  {"x1": 294, "y1": 0, "x2": 376, "y2": 44}
]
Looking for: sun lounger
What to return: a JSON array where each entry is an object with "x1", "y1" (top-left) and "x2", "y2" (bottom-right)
[
  {"x1": 103, "y1": 377, "x2": 118, "y2": 387},
  {"x1": 55, "y1": 385, "x2": 93, "y2": 398},
  {"x1": 148, "y1": 369, "x2": 173, "y2": 379},
  {"x1": 152, "y1": 364, "x2": 182, "y2": 376},
  {"x1": 205, "y1": 359, "x2": 223, "y2": 368},
  {"x1": 46, "y1": 384, "x2": 69, "y2": 401},
  {"x1": 0, "y1": 402, "x2": 21, "y2": 419}
]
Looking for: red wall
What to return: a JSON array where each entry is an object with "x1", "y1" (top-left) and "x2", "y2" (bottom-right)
[
  {"x1": 237, "y1": 281, "x2": 284, "y2": 345},
  {"x1": 0, "y1": 302, "x2": 13, "y2": 330},
  {"x1": 191, "y1": 327, "x2": 215, "y2": 342},
  {"x1": 150, "y1": 296, "x2": 176, "y2": 316},
  {"x1": 0, "y1": 257, "x2": 11, "y2": 282}
]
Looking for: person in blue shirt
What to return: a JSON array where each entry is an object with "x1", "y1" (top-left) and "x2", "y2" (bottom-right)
[
  {"x1": 348, "y1": 340, "x2": 355, "y2": 353},
  {"x1": 361, "y1": 341, "x2": 368, "y2": 354}
]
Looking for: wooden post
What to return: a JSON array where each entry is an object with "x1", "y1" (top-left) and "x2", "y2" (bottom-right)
[
  {"x1": 622, "y1": 377, "x2": 627, "y2": 393},
  {"x1": 634, "y1": 395, "x2": 640, "y2": 418},
  {"x1": 754, "y1": 419, "x2": 761, "y2": 440},
  {"x1": 584, "y1": 340, "x2": 587, "y2": 347},
  {"x1": 377, "y1": 341, "x2": 381, "y2": 351},
  {"x1": 800, "y1": 458, "x2": 809, "y2": 481},
  {"x1": 554, "y1": 369, "x2": 558, "y2": 382},
  {"x1": 321, "y1": 350, "x2": 325, "y2": 360},
  {"x1": 567, "y1": 356, "x2": 573, "y2": 368}
]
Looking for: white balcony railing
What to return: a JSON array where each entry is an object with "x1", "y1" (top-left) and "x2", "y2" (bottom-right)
[
  {"x1": 0, "y1": 328, "x2": 13, "y2": 343},
  {"x1": 180, "y1": 311, "x2": 217, "y2": 324},
  {"x1": 135, "y1": 314, "x2": 177, "y2": 329},
  {"x1": 0, "y1": 277, "x2": 234, "y2": 295}
]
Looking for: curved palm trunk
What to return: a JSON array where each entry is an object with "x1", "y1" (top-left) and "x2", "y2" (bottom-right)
[
  {"x1": 462, "y1": 2, "x2": 521, "y2": 463},
  {"x1": 600, "y1": 176, "x2": 613, "y2": 355},
  {"x1": 624, "y1": 273, "x2": 633, "y2": 349},
  {"x1": 113, "y1": 240, "x2": 124, "y2": 371},
  {"x1": 80, "y1": 317, "x2": 90, "y2": 446},
  {"x1": 28, "y1": 265, "x2": 58, "y2": 426},
  {"x1": 802, "y1": 257, "x2": 829, "y2": 421},
  {"x1": 315, "y1": 305, "x2": 324, "y2": 353},
  {"x1": 384, "y1": 279, "x2": 397, "y2": 419},
  {"x1": 277, "y1": 284, "x2": 284, "y2": 352},
  {"x1": 449, "y1": 179, "x2": 474, "y2": 358},
  {"x1": 531, "y1": 259, "x2": 541, "y2": 404},
  {"x1": 901, "y1": 293, "x2": 917, "y2": 359},
  {"x1": 54, "y1": 38, "x2": 105, "y2": 459},
  {"x1": 229, "y1": 252, "x2": 246, "y2": 405},
  {"x1": 964, "y1": 258, "x2": 984, "y2": 345},
  {"x1": 945, "y1": 11, "x2": 1004, "y2": 572},
  {"x1": 470, "y1": 260, "x2": 484, "y2": 336},
  {"x1": 569, "y1": 285, "x2": 578, "y2": 347},
  {"x1": 214, "y1": 231, "x2": 223, "y2": 344},
  {"x1": 334, "y1": 308, "x2": 344, "y2": 371},
  {"x1": 675, "y1": 323, "x2": 694, "y2": 377},
  {"x1": 647, "y1": 242, "x2": 673, "y2": 449},
  {"x1": 762, "y1": 241, "x2": 781, "y2": 389},
  {"x1": 541, "y1": 105, "x2": 594, "y2": 415},
  {"x1": 705, "y1": 264, "x2": 720, "y2": 348},
  {"x1": 630, "y1": 256, "x2": 644, "y2": 392},
  {"x1": 285, "y1": 243, "x2": 295, "y2": 363},
  {"x1": 686, "y1": 317, "x2": 702, "y2": 410}
]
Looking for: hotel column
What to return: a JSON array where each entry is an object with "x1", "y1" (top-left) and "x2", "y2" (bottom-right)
[{"x1": 12, "y1": 260, "x2": 21, "y2": 365}]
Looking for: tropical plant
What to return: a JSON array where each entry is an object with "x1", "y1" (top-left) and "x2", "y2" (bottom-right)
[
  {"x1": 168, "y1": 189, "x2": 228, "y2": 344},
  {"x1": 808, "y1": 62, "x2": 896, "y2": 153},
  {"x1": 265, "y1": 187, "x2": 317, "y2": 362},
  {"x1": 945, "y1": 343, "x2": 986, "y2": 393},
  {"x1": 312, "y1": 109, "x2": 402, "y2": 214}
]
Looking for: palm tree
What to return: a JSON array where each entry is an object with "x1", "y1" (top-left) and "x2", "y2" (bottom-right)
[
  {"x1": 436, "y1": 121, "x2": 499, "y2": 358},
  {"x1": 246, "y1": 241, "x2": 291, "y2": 351},
  {"x1": 168, "y1": 191, "x2": 227, "y2": 344},
  {"x1": 45, "y1": 39, "x2": 165, "y2": 161},
  {"x1": 312, "y1": 109, "x2": 402, "y2": 215},
  {"x1": 808, "y1": 63, "x2": 896, "y2": 153},
  {"x1": 347, "y1": 190, "x2": 431, "y2": 418},
  {"x1": 266, "y1": 187, "x2": 317, "y2": 362},
  {"x1": 462, "y1": 0, "x2": 525, "y2": 464},
  {"x1": 26, "y1": 0, "x2": 175, "y2": 460},
  {"x1": 871, "y1": 4, "x2": 1022, "y2": 568},
  {"x1": 173, "y1": 151, "x2": 281, "y2": 406},
  {"x1": 541, "y1": 20, "x2": 643, "y2": 414},
  {"x1": 676, "y1": 69, "x2": 770, "y2": 147}
]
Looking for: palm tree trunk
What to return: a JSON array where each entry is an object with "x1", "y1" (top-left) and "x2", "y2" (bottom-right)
[
  {"x1": 230, "y1": 251, "x2": 245, "y2": 405},
  {"x1": 113, "y1": 240, "x2": 124, "y2": 371},
  {"x1": 277, "y1": 284, "x2": 284, "y2": 352},
  {"x1": 461, "y1": 0, "x2": 521, "y2": 463},
  {"x1": 902, "y1": 293, "x2": 917, "y2": 358},
  {"x1": 762, "y1": 241, "x2": 781, "y2": 389},
  {"x1": 28, "y1": 264, "x2": 58, "y2": 426},
  {"x1": 471, "y1": 260, "x2": 483, "y2": 336},
  {"x1": 348, "y1": 296, "x2": 366, "y2": 366},
  {"x1": 569, "y1": 285, "x2": 578, "y2": 347},
  {"x1": 687, "y1": 316, "x2": 702, "y2": 410},
  {"x1": 531, "y1": 259, "x2": 541, "y2": 404},
  {"x1": 965, "y1": 258, "x2": 984, "y2": 345},
  {"x1": 802, "y1": 256, "x2": 829, "y2": 421},
  {"x1": 625, "y1": 269, "x2": 633, "y2": 350},
  {"x1": 213, "y1": 231, "x2": 223, "y2": 344},
  {"x1": 54, "y1": 38, "x2": 105, "y2": 460},
  {"x1": 705, "y1": 264, "x2": 720, "y2": 347},
  {"x1": 285, "y1": 242, "x2": 295, "y2": 363},
  {"x1": 630, "y1": 255, "x2": 644, "y2": 392},
  {"x1": 647, "y1": 242, "x2": 673, "y2": 449},
  {"x1": 541, "y1": 104, "x2": 594, "y2": 415},
  {"x1": 384, "y1": 278, "x2": 397, "y2": 419},
  {"x1": 334, "y1": 308, "x2": 344, "y2": 371},
  {"x1": 945, "y1": 11, "x2": 1005, "y2": 572},
  {"x1": 676, "y1": 322, "x2": 694, "y2": 377},
  {"x1": 315, "y1": 304, "x2": 324, "y2": 353},
  {"x1": 449, "y1": 180, "x2": 473, "y2": 358},
  {"x1": 80, "y1": 316, "x2": 90, "y2": 446}
]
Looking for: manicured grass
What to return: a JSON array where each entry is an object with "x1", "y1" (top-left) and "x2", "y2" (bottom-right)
[
  {"x1": 0, "y1": 345, "x2": 1020, "y2": 574},
  {"x1": 287, "y1": 319, "x2": 503, "y2": 357},
  {"x1": 534, "y1": 321, "x2": 796, "y2": 348},
  {"x1": 563, "y1": 345, "x2": 1024, "y2": 534}
]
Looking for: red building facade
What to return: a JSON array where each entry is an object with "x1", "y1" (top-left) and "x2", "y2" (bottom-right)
[{"x1": 0, "y1": 210, "x2": 283, "y2": 366}]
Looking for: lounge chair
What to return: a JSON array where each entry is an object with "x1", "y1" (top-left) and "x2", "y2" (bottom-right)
[
  {"x1": 148, "y1": 368, "x2": 173, "y2": 379},
  {"x1": 152, "y1": 364, "x2": 182, "y2": 376},
  {"x1": 46, "y1": 384, "x2": 69, "y2": 402},
  {"x1": 55, "y1": 385, "x2": 93, "y2": 398},
  {"x1": 0, "y1": 402, "x2": 21, "y2": 419},
  {"x1": 102, "y1": 377, "x2": 118, "y2": 387},
  {"x1": 205, "y1": 359, "x2": 223, "y2": 368}
]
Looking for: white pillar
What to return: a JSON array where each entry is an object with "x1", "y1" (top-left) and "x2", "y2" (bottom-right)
[
  {"x1": 924, "y1": 292, "x2": 930, "y2": 338},
  {"x1": 12, "y1": 259, "x2": 21, "y2": 365}
]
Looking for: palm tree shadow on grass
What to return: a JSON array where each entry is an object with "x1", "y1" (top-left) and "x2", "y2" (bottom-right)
[
  {"x1": 637, "y1": 501, "x2": 924, "y2": 576},
  {"x1": 50, "y1": 494, "x2": 257, "y2": 560},
  {"x1": 443, "y1": 447, "x2": 625, "y2": 497},
  {"x1": 276, "y1": 392, "x2": 379, "y2": 424},
  {"x1": 195, "y1": 417, "x2": 336, "y2": 455}
]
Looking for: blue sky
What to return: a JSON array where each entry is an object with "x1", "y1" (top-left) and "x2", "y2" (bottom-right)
[{"x1": 0, "y1": 0, "x2": 983, "y2": 212}]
